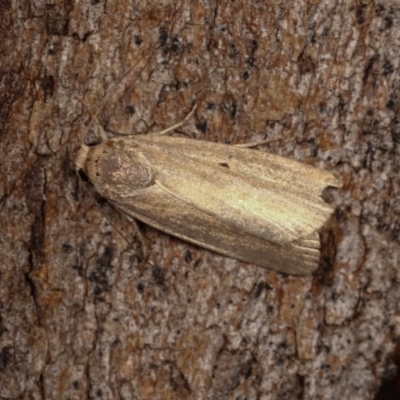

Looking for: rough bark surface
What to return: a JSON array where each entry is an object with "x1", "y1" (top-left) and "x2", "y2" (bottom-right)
[{"x1": 1, "y1": 0, "x2": 400, "y2": 399}]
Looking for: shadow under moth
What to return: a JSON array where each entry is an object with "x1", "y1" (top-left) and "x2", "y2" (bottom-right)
[{"x1": 76, "y1": 109, "x2": 341, "y2": 276}]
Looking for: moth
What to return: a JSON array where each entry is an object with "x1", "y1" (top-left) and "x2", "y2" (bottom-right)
[{"x1": 76, "y1": 108, "x2": 341, "y2": 275}]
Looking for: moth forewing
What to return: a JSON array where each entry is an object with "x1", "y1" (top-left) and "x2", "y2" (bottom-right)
[{"x1": 76, "y1": 133, "x2": 341, "y2": 276}]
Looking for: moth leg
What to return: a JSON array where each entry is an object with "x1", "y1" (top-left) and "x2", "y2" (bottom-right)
[
  {"x1": 92, "y1": 116, "x2": 108, "y2": 142},
  {"x1": 149, "y1": 103, "x2": 197, "y2": 136},
  {"x1": 76, "y1": 97, "x2": 109, "y2": 142},
  {"x1": 119, "y1": 214, "x2": 150, "y2": 260},
  {"x1": 99, "y1": 202, "x2": 151, "y2": 259},
  {"x1": 123, "y1": 215, "x2": 151, "y2": 260},
  {"x1": 234, "y1": 138, "x2": 277, "y2": 148}
]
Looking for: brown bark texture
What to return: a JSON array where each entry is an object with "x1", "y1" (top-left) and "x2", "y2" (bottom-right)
[{"x1": 1, "y1": 0, "x2": 400, "y2": 399}]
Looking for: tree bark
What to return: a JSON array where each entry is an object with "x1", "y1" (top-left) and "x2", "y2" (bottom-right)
[{"x1": 1, "y1": 0, "x2": 399, "y2": 399}]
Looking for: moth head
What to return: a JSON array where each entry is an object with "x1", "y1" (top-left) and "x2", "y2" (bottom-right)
[
  {"x1": 75, "y1": 144, "x2": 92, "y2": 182},
  {"x1": 75, "y1": 143, "x2": 106, "y2": 185}
]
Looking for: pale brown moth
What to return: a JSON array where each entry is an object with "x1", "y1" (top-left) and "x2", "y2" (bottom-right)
[{"x1": 76, "y1": 105, "x2": 341, "y2": 276}]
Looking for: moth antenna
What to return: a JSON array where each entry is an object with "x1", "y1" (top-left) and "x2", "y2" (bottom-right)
[
  {"x1": 76, "y1": 44, "x2": 162, "y2": 270},
  {"x1": 149, "y1": 102, "x2": 198, "y2": 136},
  {"x1": 79, "y1": 43, "x2": 161, "y2": 145}
]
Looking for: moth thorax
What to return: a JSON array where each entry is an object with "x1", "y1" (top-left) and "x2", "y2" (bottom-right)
[
  {"x1": 105, "y1": 160, "x2": 155, "y2": 188},
  {"x1": 92, "y1": 143, "x2": 155, "y2": 189}
]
